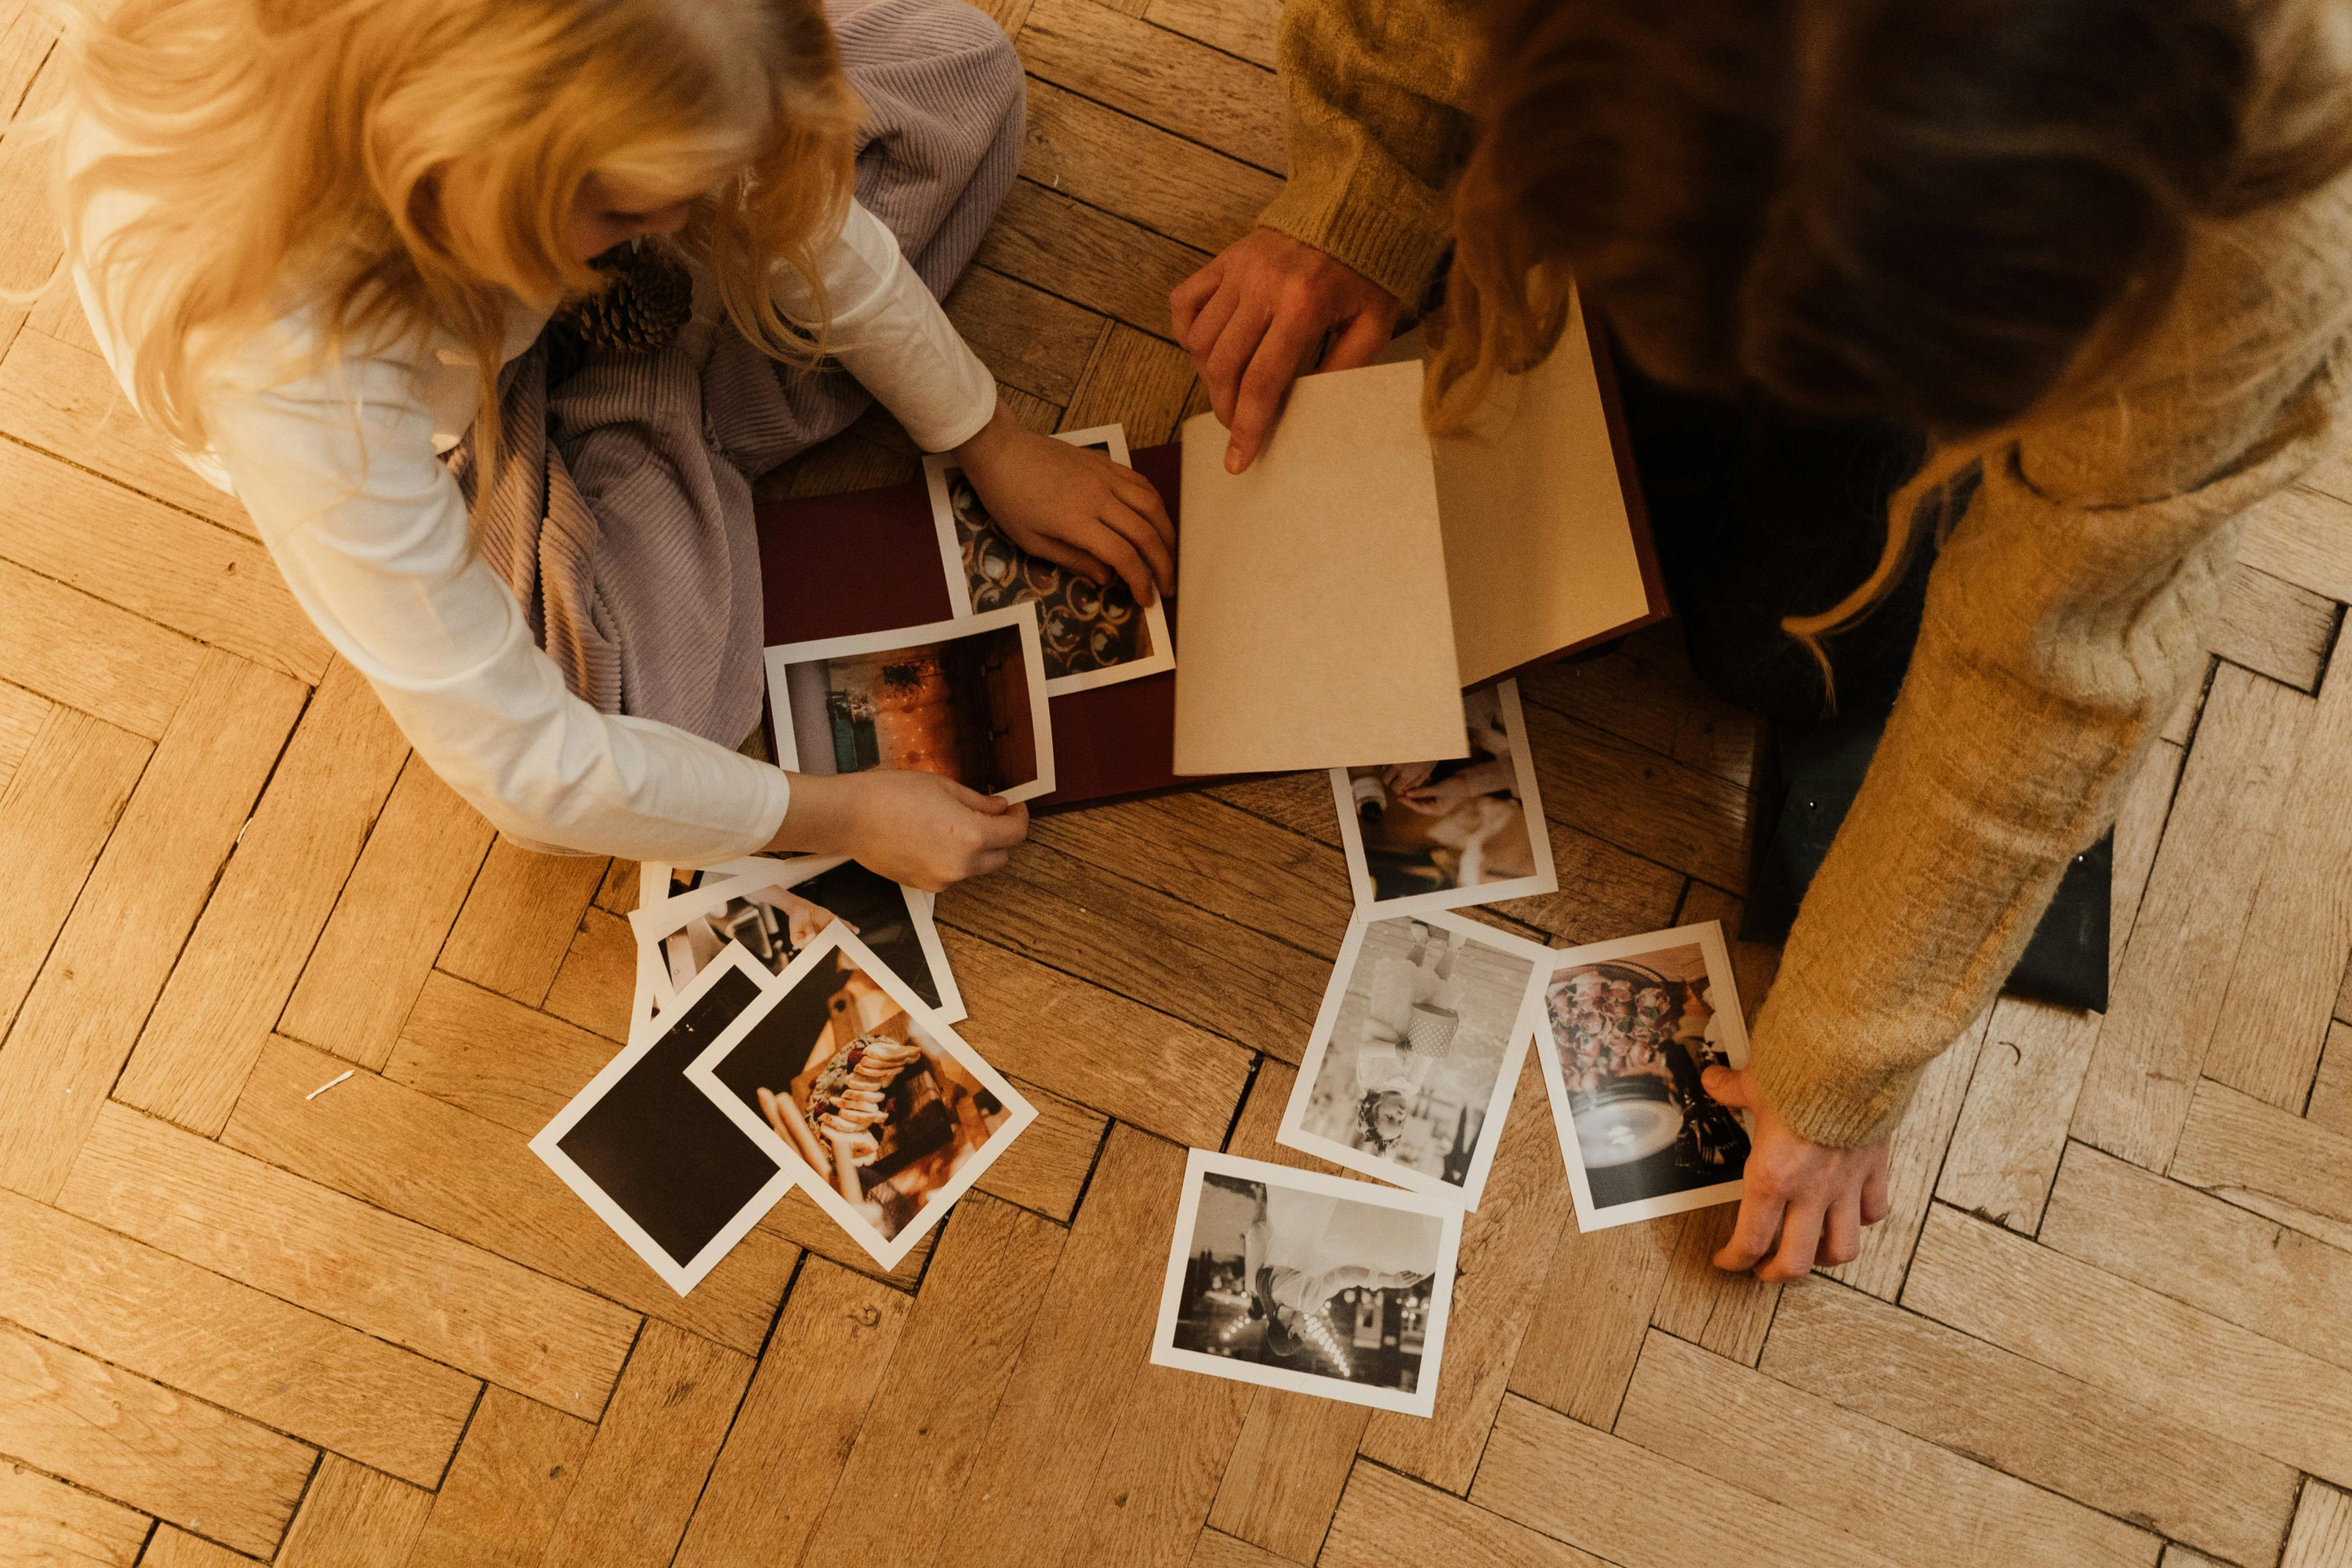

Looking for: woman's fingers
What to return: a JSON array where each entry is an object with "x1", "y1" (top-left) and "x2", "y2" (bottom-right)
[
  {"x1": 1757, "y1": 1200, "x2": 1826, "y2": 1282},
  {"x1": 1111, "y1": 466, "x2": 1177, "y2": 552},
  {"x1": 1860, "y1": 1150, "x2": 1893, "y2": 1225},
  {"x1": 1169, "y1": 255, "x2": 1227, "y2": 342},
  {"x1": 1068, "y1": 514, "x2": 1160, "y2": 608},
  {"x1": 1203, "y1": 295, "x2": 1275, "y2": 427},
  {"x1": 1713, "y1": 1190, "x2": 1785, "y2": 1273},
  {"x1": 1822, "y1": 1189, "x2": 1864, "y2": 1268},
  {"x1": 971, "y1": 800, "x2": 1028, "y2": 849},
  {"x1": 1100, "y1": 498, "x2": 1176, "y2": 598}
]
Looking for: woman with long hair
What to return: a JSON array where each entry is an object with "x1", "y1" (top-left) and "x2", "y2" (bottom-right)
[
  {"x1": 41, "y1": 0, "x2": 1174, "y2": 887},
  {"x1": 1175, "y1": 0, "x2": 2352, "y2": 1279}
]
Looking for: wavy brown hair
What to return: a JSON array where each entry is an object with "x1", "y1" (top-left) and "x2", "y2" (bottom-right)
[{"x1": 1430, "y1": 0, "x2": 2352, "y2": 682}]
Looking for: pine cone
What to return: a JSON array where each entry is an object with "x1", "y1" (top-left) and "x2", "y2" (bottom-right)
[{"x1": 547, "y1": 241, "x2": 693, "y2": 365}]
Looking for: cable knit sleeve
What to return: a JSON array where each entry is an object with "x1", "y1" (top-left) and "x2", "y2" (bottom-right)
[{"x1": 1751, "y1": 185, "x2": 2352, "y2": 1147}]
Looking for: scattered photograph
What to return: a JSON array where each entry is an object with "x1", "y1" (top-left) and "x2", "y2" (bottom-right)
[
  {"x1": 632, "y1": 856, "x2": 964, "y2": 1022},
  {"x1": 1150, "y1": 1149, "x2": 1460, "y2": 1417},
  {"x1": 764, "y1": 604, "x2": 1054, "y2": 804},
  {"x1": 684, "y1": 924, "x2": 1034, "y2": 1270},
  {"x1": 532, "y1": 946, "x2": 796, "y2": 1294},
  {"x1": 1330, "y1": 681, "x2": 1556, "y2": 916},
  {"x1": 925, "y1": 424, "x2": 1175, "y2": 696},
  {"x1": 1276, "y1": 910, "x2": 1552, "y2": 1209},
  {"x1": 1530, "y1": 921, "x2": 1753, "y2": 1231}
]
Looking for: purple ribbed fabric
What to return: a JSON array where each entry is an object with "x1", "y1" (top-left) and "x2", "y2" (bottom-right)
[{"x1": 458, "y1": 0, "x2": 1025, "y2": 745}]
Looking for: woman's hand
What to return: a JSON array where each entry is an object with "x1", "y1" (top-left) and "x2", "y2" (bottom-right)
[
  {"x1": 950, "y1": 403, "x2": 1175, "y2": 608},
  {"x1": 1702, "y1": 1065, "x2": 1893, "y2": 1281},
  {"x1": 769, "y1": 769, "x2": 1029, "y2": 891}
]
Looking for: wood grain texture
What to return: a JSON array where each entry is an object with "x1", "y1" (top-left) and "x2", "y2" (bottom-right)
[
  {"x1": 2285, "y1": 1483, "x2": 2352, "y2": 1568},
  {"x1": 136, "y1": 1529, "x2": 258, "y2": 1568},
  {"x1": 0, "y1": 675, "x2": 48, "y2": 793},
  {"x1": 0, "y1": 706, "x2": 147, "y2": 1044},
  {"x1": 1016, "y1": 0, "x2": 1286, "y2": 174},
  {"x1": 2075, "y1": 666, "x2": 2314, "y2": 1167},
  {"x1": 274, "y1": 1457, "x2": 431, "y2": 1568},
  {"x1": 57, "y1": 1104, "x2": 637, "y2": 1421},
  {"x1": 1762, "y1": 1279, "x2": 2299, "y2": 1568},
  {"x1": 221, "y1": 1036, "x2": 795, "y2": 1355},
  {"x1": 539, "y1": 1323, "x2": 751, "y2": 1568},
  {"x1": 1615, "y1": 1330, "x2": 2160, "y2": 1568},
  {"x1": 402, "y1": 1388, "x2": 592, "y2": 1568},
  {"x1": 1142, "y1": 0, "x2": 1279, "y2": 67},
  {"x1": 1820, "y1": 1011, "x2": 1987, "y2": 1299},
  {"x1": 2309, "y1": 1022, "x2": 2352, "y2": 1138},
  {"x1": 1520, "y1": 699, "x2": 1751, "y2": 891},
  {"x1": 117, "y1": 659, "x2": 410, "y2": 1134},
  {"x1": 1506, "y1": 1209, "x2": 1685, "y2": 1428},
  {"x1": 0, "y1": 557, "x2": 201, "y2": 739},
  {"x1": 946, "y1": 265, "x2": 1107, "y2": 404},
  {"x1": 1321, "y1": 1461, "x2": 1610, "y2": 1568},
  {"x1": 0, "y1": 651, "x2": 305, "y2": 1200},
  {"x1": 281, "y1": 756, "x2": 495, "y2": 1069},
  {"x1": 2169, "y1": 1078, "x2": 2352, "y2": 1253},
  {"x1": 435, "y1": 840, "x2": 608, "y2": 1007},
  {"x1": 0, "y1": 1460, "x2": 148, "y2": 1568},
  {"x1": 1025, "y1": 82, "x2": 1279, "y2": 257},
  {"x1": 1189, "y1": 1530, "x2": 1307, "y2": 1568},
  {"x1": 978, "y1": 179, "x2": 1209, "y2": 337},
  {"x1": 2212, "y1": 562, "x2": 2340, "y2": 691},
  {"x1": 1902, "y1": 1204, "x2": 2352, "y2": 1484},
  {"x1": 1058, "y1": 318, "x2": 1196, "y2": 445},
  {"x1": 1519, "y1": 625, "x2": 1765, "y2": 792},
  {"x1": 800, "y1": 1196, "x2": 1064, "y2": 1568},
  {"x1": 2241, "y1": 482, "x2": 2352, "y2": 603},
  {"x1": 673, "y1": 1260, "x2": 909, "y2": 1568},
  {"x1": 539, "y1": 908, "x2": 634, "y2": 1043},
  {"x1": 0, "y1": 1318, "x2": 313, "y2": 1559},
  {"x1": 1650, "y1": 1202, "x2": 1779, "y2": 1367}
]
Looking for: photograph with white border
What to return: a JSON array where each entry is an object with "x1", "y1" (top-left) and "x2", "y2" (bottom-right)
[
  {"x1": 1150, "y1": 1149, "x2": 1460, "y2": 1417},
  {"x1": 1330, "y1": 681, "x2": 1556, "y2": 916},
  {"x1": 1276, "y1": 909, "x2": 1552, "y2": 1210},
  {"x1": 764, "y1": 604, "x2": 1055, "y2": 804},
  {"x1": 632, "y1": 856, "x2": 964, "y2": 1023},
  {"x1": 532, "y1": 945, "x2": 796, "y2": 1296},
  {"x1": 1531, "y1": 920, "x2": 1753, "y2": 1232},
  {"x1": 683, "y1": 924, "x2": 1034, "y2": 1271},
  {"x1": 925, "y1": 424, "x2": 1174, "y2": 697}
]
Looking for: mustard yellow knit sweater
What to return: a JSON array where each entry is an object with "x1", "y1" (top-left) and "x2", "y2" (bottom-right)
[{"x1": 1259, "y1": 0, "x2": 2352, "y2": 1146}]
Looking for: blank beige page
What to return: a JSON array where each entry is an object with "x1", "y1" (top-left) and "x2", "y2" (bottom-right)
[
  {"x1": 1432, "y1": 292, "x2": 1652, "y2": 687},
  {"x1": 1171, "y1": 358, "x2": 1467, "y2": 775}
]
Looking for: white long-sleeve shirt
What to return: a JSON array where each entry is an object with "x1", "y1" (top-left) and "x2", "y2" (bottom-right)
[{"x1": 70, "y1": 120, "x2": 997, "y2": 864}]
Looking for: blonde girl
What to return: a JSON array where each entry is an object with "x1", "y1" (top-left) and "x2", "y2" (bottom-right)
[{"x1": 45, "y1": 0, "x2": 1177, "y2": 886}]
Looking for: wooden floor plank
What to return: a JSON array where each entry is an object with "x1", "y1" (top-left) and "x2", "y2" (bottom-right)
[
  {"x1": 673, "y1": 1259, "x2": 909, "y2": 1568},
  {"x1": 0, "y1": 706, "x2": 148, "y2": 1044},
  {"x1": 1016, "y1": 0, "x2": 1286, "y2": 174},
  {"x1": 1321, "y1": 1461, "x2": 1609, "y2": 1568},
  {"x1": 1762, "y1": 1279, "x2": 2299, "y2": 1568},
  {"x1": 0, "y1": 651, "x2": 305, "y2": 1202},
  {"x1": 977, "y1": 178, "x2": 1209, "y2": 338},
  {"x1": 1468, "y1": 1395, "x2": 1903, "y2": 1568},
  {"x1": 0, "y1": 675, "x2": 49, "y2": 793},
  {"x1": 945, "y1": 265, "x2": 1108, "y2": 405},
  {"x1": 800, "y1": 1195, "x2": 1064, "y2": 1568},
  {"x1": 2169, "y1": 1077, "x2": 2352, "y2": 1254},
  {"x1": 1060, "y1": 323, "x2": 1198, "y2": 446},
  {"x1": 1614, "y1": 1330, "x2": 2159, "y2": 1568},
  {"x1": 0, "y1": 557, "x2": 201, "y2": 740},
  {"x1": 280, "y1": 757, "x2": 495, "y2": 1069},
  {"x1": 2310, "y1": 1022, "x2": 2352, "y2": 1138},
  {"x1": 273, "y1": 1457, "x2": 430, "y2": 1568},
  {"x1": 1901, "y1": 1204, "x2": 2352, "y2": 1484},
  {"x1": 2075, "y1": 665, "x2": 2314, "y2": 1168},
  {"x1": 1519, "y1": 699, "x2": 1751, "y2": 892},
  {"x1": 0, "y1": 1189, "x2": 476, "y2": 1488},
  {"x1": 401, "y1": 1388, "x2": 592, "y2": 1568},
  {"x1": 1189, "y1": 1530, "x2": 1306, "y2": 1568},
  {"x1": 2212, "y1": 563, "x2": 2339, "y2": 692},
  {"x1": 969, "y1": 1079, "x2": 1107, "y2": 1223},
  {"x1": 1025, "y1": 81, "x2": 1279, "y2": 259},
  {"x1": 539, "y1": 1323, "x2": 750, "y2": 1568},
  {"x1": 1519, "y1": 625, "x2": 1766, "y2": 793},
  {"x1": 57, "y1": 1104, "x2": 637, "y2": 1423},
  {"x1": 2242, "y1": 482, "x2": 2352, "y2": 604},
  {"x1": 434, "y1": 840, "x2": 608, "y2": 1009},
  {"x1": 2041, "y1": 1140, "x2": 2352, "y2": 1377},
  {"x1": 1140, "y1": 0, "x2": 1279, "y2": 68},
  {"x1": 220, "y1": 1035, "x2": 794, "y2": 1356},
  {"x1": 0, "y1": 1319, "x2": 313, "y2": 1559},
  {"x1": 116, "y1": 660, "x2": 410, "y2": 1134},
  {"x1": 1650, "y1": 1203, "x2": 1779, "y2": 1367},
  {"x1": 539, "y1": 908, "x2": 634, "y2": 1044},
  {"x1": 1820, "y1": 1012, "x2": 1987, "y2": 1300},
  {"x1": 138, "y1": 1528, "x2": 262, "y2": 1568},
  {"x1": 1506, "y1": 1208, "x2": 1685, "y2": 1429},
  {"x1": 0, "y1": 1459, "x2": 149, "y2": 1568},
  {"x1": 2285, "y1": 1483, "x2": 2352, "y2": 1568}
]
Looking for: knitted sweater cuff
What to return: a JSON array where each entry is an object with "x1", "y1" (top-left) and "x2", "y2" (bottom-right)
[
  {"x1": 1748, "y1": 977, "x2": 1926, "y2": 1149},
  {"x1": 1258, "y1": 177, "x2": 1454, "y2": 313}
]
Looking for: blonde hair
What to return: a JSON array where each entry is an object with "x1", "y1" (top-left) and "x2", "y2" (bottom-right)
[{"x1": 42, "y1": 0, "x2": 860, "y2": 477}]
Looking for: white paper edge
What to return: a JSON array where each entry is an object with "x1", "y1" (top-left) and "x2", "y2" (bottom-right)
[
  {"x1": 1147, "y1": 1147, "x2": 1461, "y2": 1418},
  {"x1": 761, "y1": 601, "x2": 1058, "y2": 803},
  {"x1": 921, "y1": 423, "x2": 1176, "y2": 698},
  {"x1": 1330, "y1": 680, "x2": 1558, "y2": 919},
  {"x1": 1529, "y1": 920, "x2": 1752, "y2": 1232},
  {"x1": 681, "y1": 922, "x2": 1036, "y2": 1272},
  {"x1": 530, "y1": 943, "x2": 796, "y2": 1295},
  {"x1": 1274, "y1": 909, "x2": 1556, "y2": 1211}
]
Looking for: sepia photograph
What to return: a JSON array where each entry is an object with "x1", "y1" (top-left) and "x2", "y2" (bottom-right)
[
  {"x1": 1150, "y1": 1149, "x2": 1460, "y2": 1417},
  {"x1": 764, "y1": 604, "x2": 1055, "y2": 804},
  {"x1": 684, "y1": 924, "x2": 1034, "y2": 1270},
  {"x1": 1531, "y1": 921, "x2": 1753, "y2": 1231},
  {"x1": 532, "y1": 946, "x2": 797, "y2": 1295},
  {"x1": 926, "y1": 424, "x2": 1175, "y2": 696},
  {"x1": 632, "y1": 855, "x2": 964, "y2": 1022},
  {"x1": 1330, "y1": 681, "x2": 1557, "y2": 916},
  {"x1": 1277, "y1": 911, "x2": 1552, "y2": 1209}
]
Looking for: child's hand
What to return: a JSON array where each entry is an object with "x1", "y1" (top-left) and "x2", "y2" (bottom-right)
[
  {"x1": 768, "y1": 769, "x2": 1029, "y2": 891},
  {"x1": 950, "y1": 403, "x2": 1175, "y2": 608}
]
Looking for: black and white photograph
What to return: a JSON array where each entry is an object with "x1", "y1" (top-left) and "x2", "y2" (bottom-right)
[
  {"x1": 1531, "y1": 921, "x2": 1753, "y2": 1231},
  {"x1": 1151, "y1": 1149, "x2": 1459, "y2": 1417},
  {"x1": 925, "y1": 423, "x2": 1175, "y2": 697},
  {"x1": 684, "y1": 924, "x2": 1034, "y2": 1271},
  {"x1": 1330, "y1": 681, "x2": 1557, "y2": 916},
  {"x1": 531, "y1": 945, "x2": 797, "y2": 1295},
  {"x1": 764, "y1": 604, "x2": 1055, "y2": 804},
  {"x1": 1276, "y1": 910, "x2": 1552, "y2": 1210},
  {"x1": 631, "y1": 855, "x2": 964, "y2": 1023}
]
